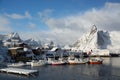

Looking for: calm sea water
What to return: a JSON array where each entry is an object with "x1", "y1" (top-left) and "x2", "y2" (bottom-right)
[{"x1": 0, "y1": 57, "x2": 120, "y2": 80}]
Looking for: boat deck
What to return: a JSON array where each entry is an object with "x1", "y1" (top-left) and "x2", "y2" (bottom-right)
[{"x1": 0, "y1": 68, "x2": 38, "y2": 76}]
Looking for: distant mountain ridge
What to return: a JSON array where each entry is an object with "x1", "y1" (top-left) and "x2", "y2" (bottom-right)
[{"x1": 0, "y1": 27, "x2": 120, "y2": 53}]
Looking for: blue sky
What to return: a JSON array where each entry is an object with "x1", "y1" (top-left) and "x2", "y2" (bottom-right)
[
  {"x1": 0, "y1": 0, "x2": 120, "y2": 45},
  {"x1": 0, "y1": 0, "x2": 109, "y2": 32}
]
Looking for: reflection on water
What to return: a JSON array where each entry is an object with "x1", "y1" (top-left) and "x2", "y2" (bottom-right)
[{"x1": 0, "y1": 57, "x2": 120, "y2": 80}]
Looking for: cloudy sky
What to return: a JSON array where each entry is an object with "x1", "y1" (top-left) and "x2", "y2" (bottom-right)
[{"x1": 0, "y1": 0, "x2": 120, "y2": 45}]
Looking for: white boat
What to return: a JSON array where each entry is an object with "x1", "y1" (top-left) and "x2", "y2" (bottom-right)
[
  {"x1": 31, "y1": 60, "x2": 47, "y2": 67},
  {"x1": 7, "y1": 62, "x2": 25, "y2": 67},
  {"x1": 67, "y1": 57, "x2": 87, "y2": 64},
  {"x1": 47, "y1": 58, "x2": 54, "y2": 65},
  {"x1": 51, "y1": 58, "x2": 66, "y2": 65},
  {"x1": 51, "y1": 60, "x2": 66, "y2": 65},
  {"x1": 26, "y1": 61, "x2": 32, "y2": 66}
]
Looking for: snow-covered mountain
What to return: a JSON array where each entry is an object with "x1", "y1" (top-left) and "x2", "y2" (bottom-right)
[
  {"x1": 24, "y1": 38, "x2": 42, "y2": 48},
  {"x1": 0, "y1": 32, "x2": 59, "y2": 49},
  {"x1": 2, "y1": 33, "x2": 23, "y2": 47},
  {"x1": 72, "y1": 25, "x2": 120, "y2": 53},
  {"x1": 0, "y1": 27, "x2": 120, "y2": 54}
]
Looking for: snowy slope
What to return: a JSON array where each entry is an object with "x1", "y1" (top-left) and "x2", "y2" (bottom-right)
[
  {"x1": 72, "y1": 25, "x2": 120, "y2": 53},
  {"x1": 73, "y1": 25, "x2": 98, "y2": 52},
  {"x1": 24, "y1": 38, "x2": 42, "y2": 48}
]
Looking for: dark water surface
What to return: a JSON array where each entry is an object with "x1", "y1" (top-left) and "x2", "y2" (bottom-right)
[{"x1": 0, "y1": 57, "x2": 120, "y2": 80}]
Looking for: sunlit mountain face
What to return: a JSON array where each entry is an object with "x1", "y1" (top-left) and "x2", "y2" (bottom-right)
[{"x1": 72, "y1": 25, "x2": 120, "y2": 53}]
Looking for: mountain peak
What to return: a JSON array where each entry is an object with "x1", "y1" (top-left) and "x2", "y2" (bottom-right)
[
  {"x1": 72, "y1": 25, "x2": 111, "y2": 52},
  {"x1": 89, "y1": 25, "x2": 97, "y2": 36}
]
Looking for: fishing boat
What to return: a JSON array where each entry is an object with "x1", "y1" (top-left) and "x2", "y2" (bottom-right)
[
  {"x1": 7, "y1": 62, "x2": 26, "y2": 67},
  {"x1": 88, "y1": 57, "x2": 103, "y2": 64},
  {"x1": 67, "y1": 56, "x2": 87, "y2": 64},
  {"x1": 51, "y1": 60, "x2": 66, "y2": 65},
  {"x1": 46, "y1": 58, "x2": 54, "y2": 65},
  {"x1": 67, "y1": 51, "x2": 87, "y2": 65},
  {"x1": 51, "y1": 58, "x2": 66, "y2": 65},
  {"x1": 31, "y1": 60, "x2": 47, "y2": 67}
]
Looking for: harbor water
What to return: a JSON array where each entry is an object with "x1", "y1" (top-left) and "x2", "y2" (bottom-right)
[{"x1": 0, "y1": 57, "x2": 120, "y2": 80}]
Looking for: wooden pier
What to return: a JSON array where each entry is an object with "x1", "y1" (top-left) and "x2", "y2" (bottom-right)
[{"x1": 0, "y1": 68, "x2": 38, "y2": 76}]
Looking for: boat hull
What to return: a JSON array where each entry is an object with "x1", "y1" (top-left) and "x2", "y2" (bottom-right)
[
  {"x1": 31, "y1": 60, "x2": 46, "y2": 67},
  {"x1": 7, "y1": 62, "x2": 25, "y2": 67},
  {"x1": 88, "y1": 61, "x2": 102, "y2": 64},
  {"x1": 51, "y1": 61, "x2": 66, "y2": 65},
  {"x1": 31, "y1": 62, "x2": 46, "y2": 66},
  {"x1": 67, "y1": 57, "x2": 87, "y2": 65},
  {"x1": 68, "y1": 62, "x2": 86, "y2": 65},
  {"x1": 52, "y1": 63, "x2": 66, "y2": 65}
]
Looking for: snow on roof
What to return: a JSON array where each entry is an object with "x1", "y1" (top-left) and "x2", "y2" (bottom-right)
[
  {"x1": 51, "y1": 47, "x2": 59, "y2": 51},
  {"x1": 9, "y1": 47, "x2": 23, "y2": 49},
  {"x1": 64, "y1": 45, "x2": 71, "y2": 49}
]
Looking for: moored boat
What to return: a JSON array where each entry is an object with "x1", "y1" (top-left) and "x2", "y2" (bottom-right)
[
  {"x1": 88, "y1": 57, "x2": 103, "y2": 64},
  {"x1": 7, "y1": 62, "x2": 25, "y2": 67},
  {"x1": 51, "y1": 60, "x2": 66, "y2": 65},
  {"x1": 31, "y1": 60, "x2": 47, "y2": 67},
  {"x1": 51, "y1": 58, "x2": 66, "y2": 65},
  {"x1": 47, "y1": 58, "x2": 54, "y2": 65},
  {"x1": 67, "y1": 57, "x2": 87, "y2": 65}
]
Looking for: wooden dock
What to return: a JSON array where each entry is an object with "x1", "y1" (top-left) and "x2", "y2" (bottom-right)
[{"x1": 0, "y1": 68, "x2": 38, "y2": 76}]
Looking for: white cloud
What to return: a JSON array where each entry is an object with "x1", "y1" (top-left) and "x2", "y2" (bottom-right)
[
  {"x1": 44, "y1": 2, "x2": 120, "y2": 32},
  {"x1": 28, "y1": 22, "x2": 36, "y2": 29},
  {"x1": 38, "y1": 9, "x2": 53, "y2": 17},
  {"x1": 25, "y1": 11, "x2": 32, "y2": 19},
  {"x1": 22, "y1": 2, "x2": 120, "y2": 45},
  {"x1": 20, "y1": 29, "x2": 80, "y2": 45},
  {"x1": 80, "y1": 2, "x2": 120, "y2": 31},
  {"x1": 38, "y1": 9, "x2": 53, "y2": 21},
  {"x1": 5, "y1": 11, "x2": 32, "y2": 19},
  {"x1": 0, "y1": 16, "x2": 12, "y2": 32}
]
